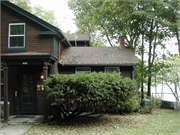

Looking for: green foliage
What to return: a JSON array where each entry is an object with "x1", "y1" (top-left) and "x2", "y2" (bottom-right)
[
  {"x1": 68, "y1": 0, "x2": 180, "y2": 97},
  {"x1": 9, "y1": 0, "x2": 59, "y2": 27},
  {"x1": 140, "y1": 96, "x2": 162, "y2": 114},
  {"x1": 0, "y1": 104, "x2": 4, "y2": 118},
  {"x1": 156, "y1": 53, "x2": 180, "y2": 102},
  {"x1": 44, "y1": 72, "x2": 138, "y2": 119}
]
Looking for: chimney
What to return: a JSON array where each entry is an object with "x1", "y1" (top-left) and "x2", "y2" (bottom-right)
[{"x1": 119, "y1": 35, "x2": 125, "y2": 49}]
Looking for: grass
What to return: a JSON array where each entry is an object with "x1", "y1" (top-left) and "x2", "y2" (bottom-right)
[{"x1": 23, "y1": 108, "x2": 180, "y2": 135}]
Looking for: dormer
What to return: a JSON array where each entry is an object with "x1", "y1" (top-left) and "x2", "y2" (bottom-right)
[{"x1": 65, "y1": 34, "x2": 90, "y2": 47}]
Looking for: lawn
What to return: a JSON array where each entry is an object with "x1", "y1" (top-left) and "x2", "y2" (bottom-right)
[{"x1": 23, "y1": 108, "x2": 180, "y2": 135}]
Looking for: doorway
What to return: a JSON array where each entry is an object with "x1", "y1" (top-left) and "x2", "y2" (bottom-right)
[{"x1": 19, "y1": 67, "x2": 37, "y2": 113}]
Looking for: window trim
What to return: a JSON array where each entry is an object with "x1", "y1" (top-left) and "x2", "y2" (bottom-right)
[
  {"x1": 8, "y1": 23, "x2": 25, "y2": 48},
  {"x1": 104, "y1": 67, "x2": 120, "y2": 73},
  {"x1": 7, "y1": 22, "x2": 27, "y2": 52},
  {"x1": 75, "y1": 67, "x2": 91, "y2": 74}
]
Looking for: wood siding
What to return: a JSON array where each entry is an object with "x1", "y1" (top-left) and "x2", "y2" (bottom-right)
[
  {"x1": 59, "y1": 66, "x2": 75, "y2": 74},
  {"x1": 37, "y1": 95, "x2": 44, "y2": 114},
  {"x1": 8, "y1": 66, "x2": 18, "y2": 115},
  {"x1": 121, "y1": 66, "x2": 133, "y2": 79},
  {"x1": 54, "y1": 38, "x2": 59, "y2": 58},
  {"x1": 1, "y1": 5, "x2": 52, "y2": 54}
]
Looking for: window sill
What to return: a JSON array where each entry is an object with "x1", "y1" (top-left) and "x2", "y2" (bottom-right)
[{"x1": 6, "y1": 47, "x2": 27, "y2": 52}]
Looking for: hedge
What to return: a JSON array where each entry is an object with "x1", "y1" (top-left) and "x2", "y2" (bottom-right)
[{"x1": 44, "y1": 72, "x2": 138, "y2": 119}]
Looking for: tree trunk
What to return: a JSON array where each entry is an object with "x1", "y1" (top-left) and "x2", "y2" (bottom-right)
[
  {"x1": 141, "y1": 34, "x2": 144, "y2": 100},
  {"x1": 175, "y1": 29, "x2": 180, "y2": 57}
]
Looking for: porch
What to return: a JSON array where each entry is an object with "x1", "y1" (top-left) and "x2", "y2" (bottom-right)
[{"x1": 1, "y1": 53, "x2": 57, "y2": 121}]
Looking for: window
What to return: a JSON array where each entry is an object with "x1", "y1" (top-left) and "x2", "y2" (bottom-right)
[
  {"x1": 8, "y1": 23, "x2": 26, "y2": 48},
  {"x1": 104, "y1": 67, "x2": 120, "y2": 73},
  {"x1": 75, "y1": 67, "x2": 91, "y2": 74}
]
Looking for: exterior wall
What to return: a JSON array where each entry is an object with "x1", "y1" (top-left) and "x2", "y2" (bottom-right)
[
  {"x1": 59, "y1": 66, "x2": 133, "y2": 79},
  {"x1": 121, "y1": 66, "x2": 133, "y2": 79},
  {"x1": 8, "y1": 66, "x2": 18, "y2": 115},
  {"x1": 59, "y1": 66, "x2": 75, "y2": 74},
  {"x1": 54, "y1": 41, "x2": 68, "y2": 73},
  {"x1": 1, "y1": 5, "x2": 52, "y2": 54},
  {"x1": 54, "y1": 38, "x2": 59, "y2": 58}
]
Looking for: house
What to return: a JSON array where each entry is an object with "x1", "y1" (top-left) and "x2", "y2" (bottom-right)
[{"x1": 0, "y1": 1, "x2": 139, "y2": 121}]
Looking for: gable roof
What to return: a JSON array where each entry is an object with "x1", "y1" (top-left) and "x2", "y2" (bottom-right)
[
  {"x1": 65, "y1": 34, "x2": 90, "y2": 41},
  {"x1": 1, "y1": 1, "x2": 71, "y2": 47},
  {"x1": 59, "y1": 47, "x2": 139, "y2": 66}
]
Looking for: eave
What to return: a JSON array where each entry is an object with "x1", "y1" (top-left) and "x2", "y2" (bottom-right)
[{"x1": 1, "y1": 54, "x2": 58, "y2": 62}]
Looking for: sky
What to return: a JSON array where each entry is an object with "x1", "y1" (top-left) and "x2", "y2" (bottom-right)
[{"x1": 31, "y1": 0, "x2": 77, "y2": 33}]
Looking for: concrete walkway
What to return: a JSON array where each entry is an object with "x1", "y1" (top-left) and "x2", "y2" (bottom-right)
[{"x1": 0, "y1": 115, "x2": 44, "y2": 135}]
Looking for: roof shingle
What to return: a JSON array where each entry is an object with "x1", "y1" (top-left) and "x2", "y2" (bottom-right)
[{"x1": 59, "y1": 47, "x2": 139, "y2": 66}]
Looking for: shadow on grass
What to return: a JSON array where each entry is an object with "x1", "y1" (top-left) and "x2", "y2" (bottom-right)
[
  {"x1": 48, "y1": 113, "x2": 135, "y2": 128},
  {"x1": 49, "y1": 114, "x2": 102, "y2": 126}
]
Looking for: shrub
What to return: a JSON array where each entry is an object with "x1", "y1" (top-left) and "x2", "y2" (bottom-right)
[
  {"x1": 44, "y1": 72, "x2": 138, "y2": 119},
  {"x1": 140, "y1": 96, "x2": 162, "y2": 114},
  {"x1": 0, "y1": 104, "x2": 4, "y2": 119}
]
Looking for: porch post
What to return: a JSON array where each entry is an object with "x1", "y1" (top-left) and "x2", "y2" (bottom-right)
[
  {"x1": 49, "y1": 65, "x2": 54, "y2": 74},
  {"x1": 43, "y1": 62, "x2": 48, "y2": 121},
  {"x1": 3, "y1": 63, "x2": 9, "y2": 121}
]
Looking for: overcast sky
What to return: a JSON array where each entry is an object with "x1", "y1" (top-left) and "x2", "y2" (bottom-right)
[{"x1": 31, "y1": 0, "x2": 77, "y2": 33}]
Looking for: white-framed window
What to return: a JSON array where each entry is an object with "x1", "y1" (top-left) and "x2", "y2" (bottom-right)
[
  {"x1": 75, "y1": 67, "x2": 91, "y2": 74},
  {"x1": 104, "y1": 67, "x2": 120, "y2": 73},
  {"x1": 8, "y1": 23, "x2": 25, "y2": 48}
]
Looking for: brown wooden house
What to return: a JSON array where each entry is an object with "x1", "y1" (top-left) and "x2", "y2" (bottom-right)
[
  {"x1": 1, "y1": 1, "x2": 71, "y2": 121},
  {"x1": 1, "y1": 1, "x2": 139, "y2": 121}
]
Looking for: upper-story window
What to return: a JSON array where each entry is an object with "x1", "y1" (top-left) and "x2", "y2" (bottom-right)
[
  {"x1": 104, "y1": 67, "x2": 120, "y2": 73},
  {"x1": 7, "y1": 22, "x2": 27, "y2": 52},
  {"x1": 8, "y1": 23, "x2": 25, "y2": 48}
]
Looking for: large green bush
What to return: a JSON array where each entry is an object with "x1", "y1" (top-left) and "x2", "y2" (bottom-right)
[{"x1": 44, "y1": 72, "x2": 138, "y2": 119}]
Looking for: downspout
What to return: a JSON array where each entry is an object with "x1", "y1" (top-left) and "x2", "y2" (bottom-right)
[
  {"x1": 59, "y1": 38, "x2": 65, "y2": 60},
  {"x1": 132, "y1": 66, "x2": 134, "y2": 80}
]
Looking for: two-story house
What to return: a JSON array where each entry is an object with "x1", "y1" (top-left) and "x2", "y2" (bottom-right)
[{"x1": 1, "y1": 1, "x2": 139, "y2": 121}]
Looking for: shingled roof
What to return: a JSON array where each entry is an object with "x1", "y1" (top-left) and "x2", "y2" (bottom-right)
[
  {"x1": 59, "y1": 47, "x2": 139, "y2": 66},
  {"x1": 65, "y1": 34, "x2": 90, "y2": 41}
]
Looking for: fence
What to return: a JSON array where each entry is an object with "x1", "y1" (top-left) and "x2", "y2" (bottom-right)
[{"x1": 152, "y1": 92, "x2": 180, "y2": 110}]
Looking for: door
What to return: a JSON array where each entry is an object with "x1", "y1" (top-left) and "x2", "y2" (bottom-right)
[{"x1": 19, "y1": 72, "x2": 37, "y2": 113}]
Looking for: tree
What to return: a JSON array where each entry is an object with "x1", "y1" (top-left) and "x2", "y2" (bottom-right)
[
  {"x1": 163, "y1": 0, "x2": 180, "y2": 56},
  {"x1": 9, "y1": 0, "x2": 59, "y2": 27},
  {"x1": 68, "y1": 0, "x2": 179, "y2": 98},
  {"x1": 157, "y1": 54, "x2": 180, "y2": 108}
]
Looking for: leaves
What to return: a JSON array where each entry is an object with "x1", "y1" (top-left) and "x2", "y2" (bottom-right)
[
  {"x1": 44, "y1": 72, "x2": 138, "y2": 119},
  {"x1": 10, "y1": 0, "x2": 59, "y2": 27}
]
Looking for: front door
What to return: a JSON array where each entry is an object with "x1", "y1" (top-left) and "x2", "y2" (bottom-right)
[{"x1": 19, "y1": 71, "x2": 37, "y2": 113}]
